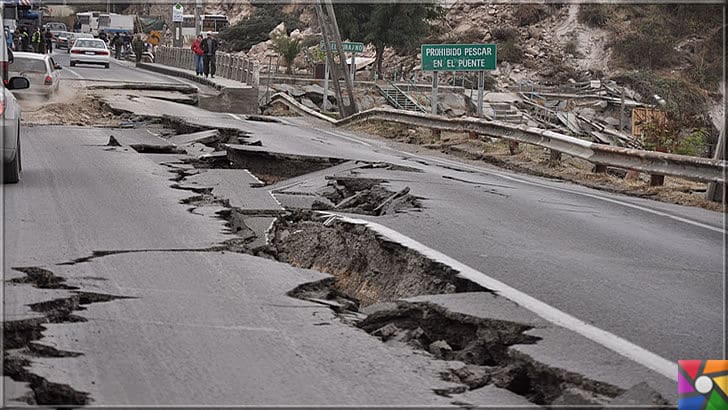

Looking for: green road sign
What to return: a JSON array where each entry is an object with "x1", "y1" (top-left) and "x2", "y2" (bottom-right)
[
  {"x1": 319, "y1": 41, "x2": 365, "y2": 53},
  {"x1": 421, "y1": 44, "x2": 497, "y2": 71}
]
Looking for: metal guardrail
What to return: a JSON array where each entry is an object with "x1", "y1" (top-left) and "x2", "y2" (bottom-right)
[
  {"x1": 269, "y1": 92, "x2": 727, "y2": 183},
  {"x1": 154, "y1": 46, "x2": 260, "y2": 86}
]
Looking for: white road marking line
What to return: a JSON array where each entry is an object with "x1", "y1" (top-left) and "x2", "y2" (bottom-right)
[
  {"x1": 323, "y1": 213, "x2": 679, "y2": 381},
  {"x1": 405, "y1": 152, "x2": 725, "y2": 234},
  {"x1": 227, "y1": 113, "x2": 243, "y2": 121},
  {"x1": 322, "y1": 130, "x2": 373, "y2": 147}
]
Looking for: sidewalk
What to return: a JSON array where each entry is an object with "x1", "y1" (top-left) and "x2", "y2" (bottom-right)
[{"x1": 137, "y1": 62, "x2": 252, "y2": 91}]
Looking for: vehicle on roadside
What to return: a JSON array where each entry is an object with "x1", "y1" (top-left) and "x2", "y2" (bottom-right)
[
  {"x1": 1, "y1": 26, "x2": 31, "y2": 183},
  {"x1": 199, "y1": 14, "x2": 228, "y2": 37},
  {"x1": 8, "y1": 52, "x2": 61, "y2": 96},
  {"x1": 69, "y1": 38, "x2": 110, "y2": 68}
]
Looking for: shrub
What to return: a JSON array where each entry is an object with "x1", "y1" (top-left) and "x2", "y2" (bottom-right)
[
  {"x1": 498, "y1": 40, "x2": 524, "y2": 64},
  {"x1": 513, "y1": 4, "x2": 547, "y2": 27},
  {"x1": 640, "y1": 117, "x2": 709, "y2": 157},
  {"x1": 271, "y1": 34, "x2": 302, "y2": 74},
  {"x1": 563, "y1": 39, "x2": 579, "y2": 56},
  {"x1": 613, "y1": 71, "x2": 707, "y2": 119},
  {"x1": 577, "y1": 4, "x2": 610, "y2": 28},
  {"x1": 612, "y1": 18, "x2": 676, "y2": 69},
  {"x1": 491, "y1": 26, "x2": 519, "y2": 42}
]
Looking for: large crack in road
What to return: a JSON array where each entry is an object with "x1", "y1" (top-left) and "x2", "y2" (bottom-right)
[{"x1": 4, "y1": 103, "x2": 672, "y2": 407}]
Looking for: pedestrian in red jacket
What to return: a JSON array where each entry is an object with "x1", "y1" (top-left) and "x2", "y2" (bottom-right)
[{"x1": 191, "y1": 35, "x2": 204, "y2": 76}]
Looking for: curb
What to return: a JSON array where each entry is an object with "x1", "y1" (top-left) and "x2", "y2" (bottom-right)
[{"x1": 136, "y1": 63, "x2": 226, "y2": 91}]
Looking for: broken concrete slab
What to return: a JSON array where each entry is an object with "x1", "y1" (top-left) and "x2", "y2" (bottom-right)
[
  {"x1": 184, "y1": 169, "x2": 282, "y2": 210},
  {"x1": 168, "y1": 130, "x2": 222, "y2": 146},
  {"x1": 87, "y1": 83, "x2": 198, "y2": 94}
]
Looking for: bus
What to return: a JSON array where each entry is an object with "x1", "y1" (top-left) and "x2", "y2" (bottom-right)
[
  {"x1": 76, "y1": 11, "x2": 101, "y2": 35},
  {"x1": 180, "y1": 14, "x2": 195, "y2": 38},
  {"x1": 200, "y1": 14, "x2": 228, "y2": 36}
]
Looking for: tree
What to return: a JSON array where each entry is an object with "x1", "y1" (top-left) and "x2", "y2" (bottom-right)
[
  {"x1": 272, "y1": 34, "x2": 302, "y2": 74},
  {"x1": 335, "y1": 3, "x2": 442, "y2": 77}
]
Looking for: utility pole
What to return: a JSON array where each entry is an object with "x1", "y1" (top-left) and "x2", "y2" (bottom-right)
[
  {"x1": 194, "y1": 0, "x2": 201, "y2": 36},
  {"x1": 314, "y1": 0, "x2": 358, "y2": 117}
]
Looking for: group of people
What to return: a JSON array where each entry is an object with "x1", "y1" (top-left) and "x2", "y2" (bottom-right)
[
  {"x1": 5, "y1": 26, "x2": 53, "y2": 54},
  {"x1": 106, "y1": 31, "x2": 132, "y2": 60},
  {"x1": 190, "y1": 33, "x2": 218, "y2": 78}
]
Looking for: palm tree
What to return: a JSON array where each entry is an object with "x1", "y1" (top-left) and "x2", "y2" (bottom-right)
[{"x1": 271, "y1": 34, "x2": 302, "y2": 75}]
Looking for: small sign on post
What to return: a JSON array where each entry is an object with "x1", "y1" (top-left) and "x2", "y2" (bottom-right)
[
  {"x1": 172, "y1": 3, "x2": 184, "y2": 22},
  {"x1": 319, "y1": 41, "x2": 364, "y2": 53}
]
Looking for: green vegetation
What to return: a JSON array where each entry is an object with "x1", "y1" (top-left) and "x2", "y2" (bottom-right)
[
  {"x1": 271, "y1": 34, "x2": 302, "y2": 74},
  {"x1": 219, "y1": 4, "x2": 301, "y2": 52},
  {"x1": 335, "y1": 3, "x2": 443, "y2": 77},
  {"x1": 612, "y1": 18, "x2": 676, "y2": 70},
  {"x1": 513, "y1": 4, "x2": 547, "y2": 26},
  {"x1": 613, "y1": 71, "x2": 707, "y2": 119},
  {"x1": 640, "y1": 118, "x2": 709, "y2": 157}
]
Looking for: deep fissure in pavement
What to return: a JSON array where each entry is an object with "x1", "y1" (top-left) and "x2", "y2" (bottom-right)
[
  {"x1": 314, "y1": 176, "x2": 422, "y2": 216},
  {"x1": 214, "y1": 149, "x2": 347, "y2": 185},
  {"x1": 359, "y1": 302, "x2": 624, "y2": 405},
  {"x1": 265, "y1": 211, "x2": 655, "y2": 406},
  {"x1": 269, "y1": 211, "x2": 487, "y2": 307},
  {"x1": 4, "y1": 268, "x2": 133, "y2": 405}
]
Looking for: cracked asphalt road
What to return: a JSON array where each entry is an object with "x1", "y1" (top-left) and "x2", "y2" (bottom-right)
[
  {"x1": 2, "y1": 58, "x2": 723, "y2": 406},
  {"x1": 1, "y1": 126, "x2": 470, "y2": 406}
]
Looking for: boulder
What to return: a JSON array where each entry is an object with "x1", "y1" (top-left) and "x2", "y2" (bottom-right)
[
  {"x1": 289, "y1": 29, "x2": 304, "y2": 41},
  {"x1": 428, "y1": 340, "x2": 453, "y2": 359},
  {"x1": 300, "y1": 97, "x2": 318, "y2": 110},
  {"x1": 269, "y1": 22, "x2": 286, "y2": 38}
]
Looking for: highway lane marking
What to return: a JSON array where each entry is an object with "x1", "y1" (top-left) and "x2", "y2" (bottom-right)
[
  {"x1": 403, "y1": 151, "x2": 726, "y2": 235},
  {"x1": 228, "y1": 113, "x2": 243, "y2": 121},
  {"x1": 323, "y1": 213, "x2": 679, "y2": 382},
  {"x1": 314, "y1": 128, "x2": 723, "y2": 234}
]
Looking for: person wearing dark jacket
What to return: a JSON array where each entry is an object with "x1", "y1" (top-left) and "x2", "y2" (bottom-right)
[
  {"x1": 111, "y1": 33, "x2": 122, "y2": 59},
  {"x1": 200, "y1": 33, "x2": 218, "y2": 78},
  {"x1": 44, "y1": 28, "x2": 53, "y2": 53}
]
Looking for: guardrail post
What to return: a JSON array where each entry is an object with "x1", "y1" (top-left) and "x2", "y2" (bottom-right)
[
  {"x1": 649, "y1": 174, "x2": 665, "y2": 186},
  {"x1": 548, "y1": 150, "x2": 561, "y2": 167}
]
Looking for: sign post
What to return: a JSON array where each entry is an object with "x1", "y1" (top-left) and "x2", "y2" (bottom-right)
[
  {"x1": 323, "y1": 57, "x2": 330, "y2": 111},
  {"x1": 421, "y1": 43, "x2": 497, "y2": 119},
  {"x1": 477, "y1": 71, "x2": 484, "y2": 117},
  {"x1": 172, "y1": 3, "x2": 183, "y2": 48}
]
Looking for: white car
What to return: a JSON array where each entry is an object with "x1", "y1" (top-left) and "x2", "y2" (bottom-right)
[
  {"x1": 2, "y1": 28, "x2": 31, "y2": 183},
  {"x1": 8, "y1": 52, "x2": 62, "y2": 96},
  {"x1": 70, "y1": 38, "x2": 110, "y2": 68}
]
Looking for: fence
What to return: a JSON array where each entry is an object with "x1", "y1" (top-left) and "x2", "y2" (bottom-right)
[{"x1": 154, "y1": 46, "x2": 260, "y2": 86}]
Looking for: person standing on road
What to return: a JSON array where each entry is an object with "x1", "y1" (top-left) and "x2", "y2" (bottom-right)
[
  {"x1": 98, "y1": 30, "x2": 108, "y2": 44},
  {"x1": 44, "y1": 28, "x2": 53, "y2": 54},
  {"x1": 111, "y1": 33, "x2": 122, "y2": 59},
  {"x1": 31, "y1": 27, "x2": 42, "y2": 53},
  {"x1": 132, "y1": 34, "x2": 145, "y2": 64},
  {"x1": 200, "y1": 33, "x2": 218, "y2": 78},
  {"x1": 191, "y1": 35, "x2": 204, "y2": 76},
  {"x1": 20, "y1": 27, "x2": 30, "y2": 52}
]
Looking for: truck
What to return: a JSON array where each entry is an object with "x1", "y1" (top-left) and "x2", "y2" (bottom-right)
[{"x1": 97, "y1": 13, "x2": 134, "y2": 35}]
